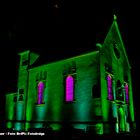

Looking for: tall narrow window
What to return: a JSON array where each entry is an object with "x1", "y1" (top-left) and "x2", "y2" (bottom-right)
[
  {"x1": 124, "y1": 83, "x2": 129, "y2": 103},
  {"x1": 116, "y1": 80, "x2": 124, "y2": 101},
  {"x1": 107, "y1": 74, "x2": 113, "y2": 100},
  {"x1": 66, "y1": 75, "x2": 74, "y2": 102},
  {"x1": 37, "y1": 81, "x2": 44, "y2": 104}
]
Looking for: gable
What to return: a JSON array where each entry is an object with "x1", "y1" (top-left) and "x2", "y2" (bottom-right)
[{"x1": 102, "y1": 15, "x2": 131, "y2": 69}]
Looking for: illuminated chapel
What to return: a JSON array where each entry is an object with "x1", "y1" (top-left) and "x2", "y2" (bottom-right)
[{"x1": 5, "y1": 16, "x2": 135, "y2": 134}]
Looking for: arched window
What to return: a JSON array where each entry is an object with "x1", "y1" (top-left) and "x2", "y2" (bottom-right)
[
  {"x1": 116, "y1": 80, "x2": 124, "y2": 101},
  {"x1": 37, "y1": 81, "x2": 44, "y2": 104},
  {"x1": 65, "y1": 75, "x2": 74, "y2": 102},
  {"x1": 124, "y1": 83, "x2": 129, "y2": 103},
  {"x1": 106, "y1": 74, "x2": 113, "y2": 100}
]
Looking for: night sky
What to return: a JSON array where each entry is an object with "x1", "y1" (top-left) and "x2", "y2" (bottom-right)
[{"x1": 0, "y1": 1, "x2": 139, "y2": 131}]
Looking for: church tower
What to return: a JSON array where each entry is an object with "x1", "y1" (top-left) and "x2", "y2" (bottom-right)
[{"x1": 14, "y1": 50, "x2": 39, "y2": 130}]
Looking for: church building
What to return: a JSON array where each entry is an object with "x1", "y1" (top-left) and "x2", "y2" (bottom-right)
[{"x1": 5, "y1": 16, "x2": 135, "y2": 134}]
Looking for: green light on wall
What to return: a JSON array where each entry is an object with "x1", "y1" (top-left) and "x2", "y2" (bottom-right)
[
  {"x1": 74, "y1": 124, "x2": 87, "y2": 130},
  {"x1": 7, "y1": 122, "x2": 13, "y2": 129},
  {"x1": 50, "y1": 124, "x2": 62, "y2": 130},
  {"x1": 35, "y1": 105, "x2": 46, "y2": 122},
  {"x1": 52, "y1": 97, "x2": 62, "y2": 121},
  {"x1": 75, "y1": 101, "x2": 90, "y2": 122},
  {"x1": 6, "y1": 94, "x2": 16, "y2": 129},
  {"x1": 101, "y1": 75, "x2": 109, "y2": 121},
  {"x1": 15, "y1": 102, "x2": 24, "y2": 130},
  {"x1": 95, "y1": 123, "x2": 103, "y2": 135},
  {"x1": 25, "y1": 93, "x2": 35, "y2": 130}
]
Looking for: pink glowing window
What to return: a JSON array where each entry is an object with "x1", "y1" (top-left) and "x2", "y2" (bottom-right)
[
  {"x1": 37, "y1": 81, "x2": 44, "y2": 104},
  {"x1": 125, "y1": 83, "x2": 129, "y2": 103},
  {"x1": 107, "y1": 74, "x2": 113, "y2": 100},
  {"x1": 66, "y1": 75, "x2": 74, "y2": 102}
]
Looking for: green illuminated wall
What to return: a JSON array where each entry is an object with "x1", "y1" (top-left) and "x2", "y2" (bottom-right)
[
  {"x1": 25, "y1": 51, "x2": 100, "y2": 131},
  {"x1": 5, "y1": 17, "x2": 135, "y2": 134},
  {"x1": 99, "y1": 17, "x2": 135, "y2": 133},
  {"x1": 5, "y1": 93, "x2": 25, "y2": 130},
  {"x1": 5, "y1": 93, "x2": 16, "y2": 129}
]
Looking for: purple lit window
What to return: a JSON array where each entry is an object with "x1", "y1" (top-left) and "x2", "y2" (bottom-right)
[
  {"x1": 125, "y1": 83, "x2": 129, "y2": 103},
  {"x1": 37, "y1": 81, "x2": 44, "y2": 104},
  {"x1": 66, "y1": 75, "x2": 74, "y2": 102},
  {"x1": 107, "y1": 74, "x2": 113, "y2": 100}
]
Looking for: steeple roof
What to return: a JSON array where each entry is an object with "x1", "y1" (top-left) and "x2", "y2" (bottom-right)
[{"x1": 103, "y1": 15, "x2": 131, "y2": 69}]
